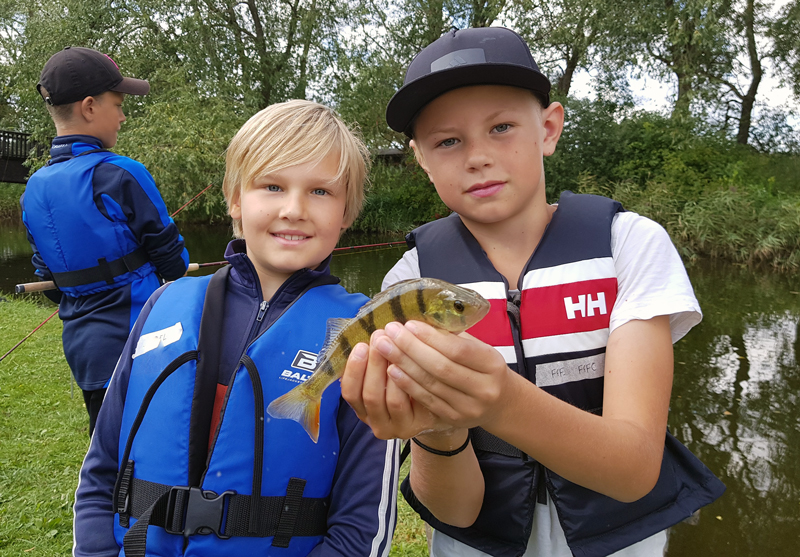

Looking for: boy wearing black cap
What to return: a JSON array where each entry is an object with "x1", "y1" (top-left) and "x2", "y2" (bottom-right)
[
  {"x1": 21, "y1": 47, "x2": 189, "y2": 436},
  {"x1": 342, "y1": 27, "x2": 724, "y2": 557}
]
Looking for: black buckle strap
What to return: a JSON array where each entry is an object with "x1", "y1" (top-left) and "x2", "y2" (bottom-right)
[
  {"x1": 116, "y1": 460, "x2": 135, "y2": 528},
  {"x1": 165, "y1": 486, "x2": 234, "y2": 539},
  {"x1": 122, "y1": 476, "x2": 329, "y2": 540},
  {"x1": 51, "y1": 246, "x2": 149, "y2": 288},
  {"x1": 273, "y1": 478, "x2": 306, "y2": 547}
]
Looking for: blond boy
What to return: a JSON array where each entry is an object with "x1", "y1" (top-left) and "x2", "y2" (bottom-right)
[
  {"x1": 343, "y1": 27, "x2": 724, "y2": 557},
  {"x1": 74, "y1": 100, "x2": 399, "y2": 557}
]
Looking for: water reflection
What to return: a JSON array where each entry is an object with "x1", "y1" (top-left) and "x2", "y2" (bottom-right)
[{"x1": 668, "y1": 262, "x2": 800, "y2": 556}]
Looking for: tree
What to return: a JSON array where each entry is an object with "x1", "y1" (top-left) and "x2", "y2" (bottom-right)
[
  {"x1": 701, "y1": 0, "x2": 789, "y2": 146},
  {"x1": 508, "y1": 0, "x2": 640, "y2": 98},
  {"x1": 770, "y1": 0, "x2": 800, "y2": 99},
  {"x1": 332, "y1": 0, "x2": 506, "y2": 148},
  {"x1": 635, "y1": 0, "x2": 735, "y2": 117}
]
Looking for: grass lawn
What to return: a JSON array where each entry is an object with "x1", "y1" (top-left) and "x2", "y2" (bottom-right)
[{"x1": 0, "y1": 296, "x2": 428, "y2": 556}]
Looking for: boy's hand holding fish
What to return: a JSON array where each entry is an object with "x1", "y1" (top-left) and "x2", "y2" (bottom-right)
[
  {"x1": 341, "y1": 317, "x2": 512, "y2": 441},
  {"x1": 343, "y1": 327, "x2": 444, "y2": 439}
]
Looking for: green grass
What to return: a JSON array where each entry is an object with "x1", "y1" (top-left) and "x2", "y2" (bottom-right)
[
  {"x1": 0, "y1": 295, "x2": 87, "y2": 555},
  {"x1": 0, "y1": 296, "x2": 429, "y2": 555}
]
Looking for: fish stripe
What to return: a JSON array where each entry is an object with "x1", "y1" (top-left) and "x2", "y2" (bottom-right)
[
  {"x1": 360, "y1": 311, "x2": 376, "y2": 334},
  {"x1": 416, "y1": 284, "x2": 426, "y2": 317},
  {"x1": 390, "y1": 292, "x2": 407, "y2": 323},
  {"x1": 338, "y1": 334, "x2": 353, "y2": 359}
]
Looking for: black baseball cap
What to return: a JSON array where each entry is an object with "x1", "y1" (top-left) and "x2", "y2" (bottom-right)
[
  {"x1": 386, "y1": 27, "x2": 551, "y2": 136},
  {"x1": 37, "y1": 46, "x2": 150, "y2": 106}
]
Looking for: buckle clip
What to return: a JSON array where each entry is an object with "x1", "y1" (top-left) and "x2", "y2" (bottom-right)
[{"x1": 165, "y1": 486, "x2": 234, "y2": 539}]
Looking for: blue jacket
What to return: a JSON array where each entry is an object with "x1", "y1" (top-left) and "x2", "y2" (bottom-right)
[
  {"x1": 74, "y1": 240, "x2": 400, "y2": 557},
  {"x1": 403, "y1": 192, "x2": 725, "y2": 557},
  {"x1": 21, "y1": 135, "x2": 189, "y2": 390}
]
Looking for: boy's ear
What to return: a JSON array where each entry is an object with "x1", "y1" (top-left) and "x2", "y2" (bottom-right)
[
  {"x1": 541, "y1": 102, "x2": 565, "y2": 157},
  {"x1": 229, "y1": 191, "x2": 242, "y2": 219},
  {"x1": 79, "y1": 95, "x2": 98, "y2": 122},
  {"x1": 409, "y1": 140, "x2": 433, "y2": 180}
]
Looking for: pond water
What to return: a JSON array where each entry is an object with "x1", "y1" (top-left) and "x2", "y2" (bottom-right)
[{"x1": 2, "y1": 219, "x2": 799, "y2": 556}]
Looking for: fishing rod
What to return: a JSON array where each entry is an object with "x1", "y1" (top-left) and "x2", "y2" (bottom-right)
[
  {"x1": 333, "y1": 240, "x2": 406, "y2": 253},
  {"x1": 16, "y1": 241, "x2": 407, "y2": 293},
  {"x1": 2, "y1": 183, "x2": 217, "y2": 363},
  {"x1": 15, "y1": 260, "x2": 228, "y2": 294},
  {"x1": 4, "y1": 238, "x2": 404, "y2": 363}
]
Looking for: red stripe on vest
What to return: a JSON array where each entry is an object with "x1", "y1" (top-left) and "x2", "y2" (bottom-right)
[
  {"x1": 467, "y1": 298, "x2": 513, "y2": 346},
  {"x1": 521, "y1": 278, "x2": 617, "y2": 339}
]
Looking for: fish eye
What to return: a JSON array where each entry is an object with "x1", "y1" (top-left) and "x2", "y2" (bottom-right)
[{"x1": 453, "y1": 300, "x2": 465, "y2": 313}]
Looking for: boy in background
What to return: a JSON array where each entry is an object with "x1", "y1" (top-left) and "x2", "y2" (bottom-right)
[
  {"x1": 343, "y1": 27, "x2": 724, "y2": 557},
  {"x1": 21, "y1": 47, "x2": 189, "y2": 436},
  {"x1": 73, "y1": 100, "x2": 399, "y2": 557}
]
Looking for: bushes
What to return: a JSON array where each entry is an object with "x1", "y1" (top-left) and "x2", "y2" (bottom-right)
[
  {"x1": 547, "y1": 98, "x2": 800, "y2": 270},
  {"x1": 351, "y1": 160, "x2": 449, "y2": 233},
  {"x1": 4, "y1": 95, "x2": 798, "y2": 269},
  {"x1": 575, "y1": 177, "x2": 800, "y2": 270},
  {"x1": 0, "y1": 183, "x2": 24, "y2": 220}
]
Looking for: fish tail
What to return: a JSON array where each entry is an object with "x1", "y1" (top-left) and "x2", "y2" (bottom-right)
[{"x1": 266, "y1": 384, "x2": 322, "y2": 443}]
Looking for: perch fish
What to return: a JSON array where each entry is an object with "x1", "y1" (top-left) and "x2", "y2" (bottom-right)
[{"x1": 267, "y1": 278, "x2": 491, "y2": 442}]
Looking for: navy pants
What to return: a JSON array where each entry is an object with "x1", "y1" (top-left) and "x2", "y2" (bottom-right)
[{"x1": 82, "y1": 388, "x2": 107, "y2": 438}]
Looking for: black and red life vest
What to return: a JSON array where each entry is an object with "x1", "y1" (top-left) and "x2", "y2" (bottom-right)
[{"x1": 402, "y1": 191, "x2": 725, "y2": 557}]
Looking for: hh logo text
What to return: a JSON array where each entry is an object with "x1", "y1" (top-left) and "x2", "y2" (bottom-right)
[{"x1": 564, "y1": 292, "x2": 607, "y2": 320}]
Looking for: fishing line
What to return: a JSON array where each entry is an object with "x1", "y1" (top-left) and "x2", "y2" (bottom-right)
[
  {"x1": 0, "y1": 308, "x2": 59, "y2": 363},
  {"x1": 170, "y1": 183, "x2": 215, "y2": 218}
]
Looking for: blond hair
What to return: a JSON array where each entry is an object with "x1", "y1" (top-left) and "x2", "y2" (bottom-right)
[{"x1": 223, "y1": 100, "x2": 369, "y2": 238}]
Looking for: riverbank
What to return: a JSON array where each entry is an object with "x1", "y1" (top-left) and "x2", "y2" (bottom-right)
[
  {"x1": 0, "y1": 296, "x2": 428, "y2": 555},
  {"x1": 5, "y1": 171, "x2": 800, "y2": 271}
]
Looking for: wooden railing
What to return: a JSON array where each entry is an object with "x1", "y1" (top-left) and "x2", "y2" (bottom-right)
[
  {"x1": 0, "y1": 130, "x2": 44, "y2": 183},
  {"x1": 0, "y1": 130, "x2": 35, "y2": 160}
]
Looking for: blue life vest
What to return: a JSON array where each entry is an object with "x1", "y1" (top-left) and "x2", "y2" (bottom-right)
[
  {"x1": 113, "y1": 267, "x2": 368, "y2": 556},
  {"x1": 403, "y1": 191, "x2": 725, "y2": 557},
  {"x1": 22, "y1": 149, "x2": 159, "y2": 296}
]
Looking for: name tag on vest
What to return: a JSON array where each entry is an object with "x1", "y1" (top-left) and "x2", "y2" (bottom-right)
[
  {"x1": 536, "y1": 353, "x2": 605, "y2": 387},
  {"x1": 133, "y1": 323, "x2": 183, "y2": 358}
]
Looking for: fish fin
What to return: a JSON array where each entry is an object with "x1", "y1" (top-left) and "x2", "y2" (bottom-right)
[
  {"x1": 267, "y1": 385, "x2": 321, "y2": 443},
  {"x1": 321, "y1": 317, "x2": 350, "y2": 354},
  {"x1": 366, "y1": 279, "x2": 420, "y2": 308}
]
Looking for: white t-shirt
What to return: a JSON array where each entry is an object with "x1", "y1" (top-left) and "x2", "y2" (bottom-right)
[{"x1": 383, "y1": 211, "x2": 701, "y2": 557}]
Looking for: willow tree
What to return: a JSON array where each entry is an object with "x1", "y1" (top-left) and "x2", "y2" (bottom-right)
[
  {"x1": 770, "y1": 0, "x2": 800, "y2": 99},
  {"x1": 331, "y1": 0, "x2": 508, "y2": 148},
  {"x1": 507, "y1": 0, "x2": 642, "y2": 99},
  {"x1": 634, "y1": 0, "x2": 735, "y2": 117}
]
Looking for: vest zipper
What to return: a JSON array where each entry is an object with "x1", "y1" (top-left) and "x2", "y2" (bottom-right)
[
  {"x1": 507, "y1": 292, "x2": 549, "y2": 503},
  {"x1": 256, "y1": 300, "x2": 268, "y2": 322},
  {"x1": 242, "y1": 300, "x2": 269, "y2": 349},
  {"x1": 506, "y1": 290, "x2": 528, "y2": 380}
]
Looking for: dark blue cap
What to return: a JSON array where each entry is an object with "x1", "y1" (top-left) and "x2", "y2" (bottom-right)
[
  {"x1": 386, "y1": 27, "x2": 551, "y2": 136},
  {"x1": 37, "y1": 46, "x2": 150, "y2": 106}
]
